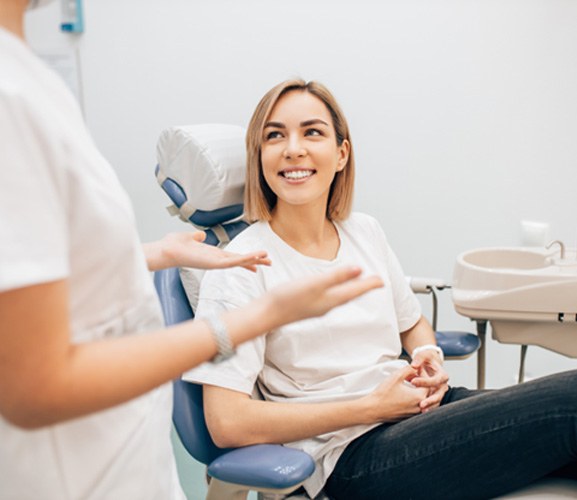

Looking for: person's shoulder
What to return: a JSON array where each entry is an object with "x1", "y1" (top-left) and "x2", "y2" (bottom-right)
[
  {"x1": 339, "y1": 212, "x2": 390, "y2": 248},
  {"x1": 222, "y1": 221, "x2": 270, "y2": 252},
  {"x1": 200, "y1": 221, "x2": 269, "y2": 293},
  {"x1": 0, "y1": 32, "x2": 44, "y2": 97},
  {"x1": 340, "y1": 211, "x2": 381, "y2": 232},
  {"x1": 0, "y1": 31, "x2": 81, "y2": 123}
]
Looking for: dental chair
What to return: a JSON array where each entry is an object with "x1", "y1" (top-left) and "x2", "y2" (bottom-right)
[
  {"x1": 153, "y1": 124, "x2": 481, "y2": 500},
  {"x1": 154, "y1": 266, "x2": 315, "y2": 500},
  {"x1": 154, "y1": 123, "x2": 577, "y2": 500}
]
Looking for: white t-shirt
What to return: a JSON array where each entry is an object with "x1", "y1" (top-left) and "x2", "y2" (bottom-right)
[
  {"x1": 183, "y1": 213, "x2": 421, "y2": 497},
  {"x1": 0, "y1": 28, "x2": 184, "y2": 500}
]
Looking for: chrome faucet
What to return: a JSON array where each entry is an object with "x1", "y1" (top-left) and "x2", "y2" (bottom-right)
[{"x1": 546, "y1": 240, "x2": 566, "y2": 260}]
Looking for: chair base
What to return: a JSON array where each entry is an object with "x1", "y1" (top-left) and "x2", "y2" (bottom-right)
[{"x1": 207, "y1": 477, "x2": 304, "y2": 500}]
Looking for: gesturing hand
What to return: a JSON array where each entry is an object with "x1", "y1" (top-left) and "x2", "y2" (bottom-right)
[
  {"x1": 410, "y1": 351, "x2": 449, "y2": 413},
  {"x1": 268, "y1": 266, "x2": 384, "y2": 326},
  {"x1": 144, "y1": 231, "x2": 272, "y2": 272}
]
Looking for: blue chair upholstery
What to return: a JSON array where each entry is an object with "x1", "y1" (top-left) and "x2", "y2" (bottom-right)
[
  {"x1": 435, "y1": 330, "x2": 480, "y2": 359},
  {"x1": 154, "y1": 267, "x2": 315, "y2": 499}
]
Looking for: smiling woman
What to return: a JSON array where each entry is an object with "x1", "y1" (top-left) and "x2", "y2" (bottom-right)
[{"x1": 182, "y1": 79, "x2": 577, "y2": 500}]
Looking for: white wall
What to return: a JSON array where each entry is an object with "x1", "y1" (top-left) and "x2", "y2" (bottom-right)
[{"x1": 25, "y1": 0, "x2": 577, "y2": 389}]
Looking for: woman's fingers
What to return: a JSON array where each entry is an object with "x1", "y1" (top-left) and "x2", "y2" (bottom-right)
[
  {"x1": 411, "y1": 360, "x2": 449, "y2": 388},
  {"x1": 192, "y1": 230, "x2": 207, "y2": 242},
  {"x1": 318, "y1": 267, "x2": 384, "y2": 306},
  {"x1": 230, "y1": 251, "x2": 272, "y2": 271},
  {"x1": 419, "y1": 384, "x2": 449, "y2": 412},
  {"x1": 271, "y1": 266, "x2": 383, "y2": 323}
]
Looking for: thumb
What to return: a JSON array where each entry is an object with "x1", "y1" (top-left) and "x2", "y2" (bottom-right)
[
  {"x1": 411, "y1": 356, "x2": 424, "y2": 369},
  {"x1": 395, "y1": 364, "x2": 419, "y2": 383}
]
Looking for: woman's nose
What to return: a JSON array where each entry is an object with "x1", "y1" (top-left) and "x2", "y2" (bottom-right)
[{"x1": 283, "y1": 134, "x2": 306, "y2": 159}]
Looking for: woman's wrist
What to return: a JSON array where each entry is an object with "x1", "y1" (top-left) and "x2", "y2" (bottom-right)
[{"x1": 411, "y1": 344, "x2": 444, "y2": 363}]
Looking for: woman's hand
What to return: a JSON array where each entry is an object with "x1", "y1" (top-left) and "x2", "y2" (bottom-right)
[
  {"x1": 265, "y1": 266, "x2": 384, "y2": 327},
  {"x1": 410, "y1": 351, "x2": 449, "y2": 413},
  {"x1": 143, "y1": 231, "x2": 271, "y2": 272},
  {"x1": 361, "y1": 365, "x2": 429, "y2": 423}
]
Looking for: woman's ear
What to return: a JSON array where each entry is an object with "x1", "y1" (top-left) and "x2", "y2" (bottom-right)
[{"x1": 336, "y1": 139, "x2": 350, "y2": 172}]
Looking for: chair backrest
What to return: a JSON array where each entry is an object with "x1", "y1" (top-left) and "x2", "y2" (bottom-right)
[
  {"x1": 155, "y1": 124, "x2": 254, "y2": 466},
  {"x1": 154, "y1": 267, "x2": 234, "y2": 465},
  {"x1": 155, "y1": 123, "x2": 247, "y2": 233}
]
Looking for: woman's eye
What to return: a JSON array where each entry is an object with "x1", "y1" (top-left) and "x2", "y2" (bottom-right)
[
  {"x1": 265, "y1": 130, "x2": 282, "y2": 140},
  {"x1": 305, "y1": 128, "x2": 322, "y2": 137}
]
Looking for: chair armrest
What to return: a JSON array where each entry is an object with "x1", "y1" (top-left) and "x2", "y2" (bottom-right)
[
  {"x1": 207, "y1": 444, "x2": 315, "y2": 490},
  {"x1": 406, "y1": 276, "x2": 449, "y2": 294}
]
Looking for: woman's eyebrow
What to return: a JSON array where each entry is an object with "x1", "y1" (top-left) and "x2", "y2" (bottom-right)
[
  {"x1": 300, "y1": 118, "x2": 329, "y2": 127},
  {"x1": 264, "y1": 121, "x2": 285, "y2": 129},
  {"x1": 264, "y1": 118, "x2": 329, "y2": 129}
]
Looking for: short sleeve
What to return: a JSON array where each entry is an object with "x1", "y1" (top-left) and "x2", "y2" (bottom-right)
[
  {"x1": 181, "y1": 266, "x2": 267, "y2": 395},
  {"x1": 0, "y1": 91, "x2": 69, "y2": 291},
  {"x1": 367, "y1": 216, "x2": 421, "y2": 332}
]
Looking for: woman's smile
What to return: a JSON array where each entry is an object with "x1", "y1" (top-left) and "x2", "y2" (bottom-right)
[{"x1": 279, "y1": 168, "x2": 317, "y2": 181}]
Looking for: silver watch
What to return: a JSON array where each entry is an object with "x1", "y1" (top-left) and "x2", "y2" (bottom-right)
[{"x1": 205, "y1": 315, "x2": 235, "y2": 363}]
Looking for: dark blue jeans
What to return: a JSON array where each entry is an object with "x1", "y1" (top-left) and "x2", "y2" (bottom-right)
[{"x1": 324, "y1": 370, "x2": 577, "y2": 500}]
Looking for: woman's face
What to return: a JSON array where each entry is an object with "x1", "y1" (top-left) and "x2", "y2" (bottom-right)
[{"x1": 260, "y1": 90, "x2": 349, "y2": 214}]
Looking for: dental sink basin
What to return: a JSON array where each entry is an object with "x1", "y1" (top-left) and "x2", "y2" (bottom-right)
[
  {"x1": 462, "y1": 248, "x2": 550, "y2": 270},
  {"x1": 452, "y1": 247, "x2": 577, "y2": 357}
]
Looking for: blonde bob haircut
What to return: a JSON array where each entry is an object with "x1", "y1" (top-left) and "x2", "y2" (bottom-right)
[{"x1": 244, "y1": 79, "x2": 355, "y2": 222}]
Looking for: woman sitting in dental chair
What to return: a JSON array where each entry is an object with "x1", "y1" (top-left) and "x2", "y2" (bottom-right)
[{"x1": 184, "y1": 79, "x2": 577, "y2": 500}]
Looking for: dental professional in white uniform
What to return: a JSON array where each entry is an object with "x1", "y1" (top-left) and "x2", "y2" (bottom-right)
[{"x1": 0, "y1": 1, "x2": 383, "y2": 498}]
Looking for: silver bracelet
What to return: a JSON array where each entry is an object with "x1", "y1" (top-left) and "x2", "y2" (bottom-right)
[
  {"x1": 205, "y1": 315, "x2": 235, "y2": 363},
  {"x1": 411, "y1": 344, "x2": 444, "y2": 362}
]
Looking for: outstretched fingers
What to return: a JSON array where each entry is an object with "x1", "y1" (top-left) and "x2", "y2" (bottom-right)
[
  {"x1": 227, "y1": 250, "x2": 272, "y2": 272},
  {"x1": 320, "y1": 267, "x2": 384, "y2": 307},
  {"x1": 411, "y1": 360, "x2": 449, "y2": 389}
]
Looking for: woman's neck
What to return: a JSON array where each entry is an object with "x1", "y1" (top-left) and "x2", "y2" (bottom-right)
[
  {"x1": 0, "y1": 0, "x2": 26, "y2": 39},
  {"x1": 270, "y1": 203, "x2": 340, "y2": 261}
]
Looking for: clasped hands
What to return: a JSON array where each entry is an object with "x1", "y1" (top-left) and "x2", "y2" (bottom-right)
[
  {"x1": 409, "y1": 350, "x2": 449, "y2": 413},
  {"x1": 364, "y1": 352, "x2": 449, "y2": 424}
]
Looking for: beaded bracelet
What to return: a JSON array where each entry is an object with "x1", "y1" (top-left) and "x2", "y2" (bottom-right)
[{"x1": 205, "y1": 315, "x2": 235, "y2": 363}]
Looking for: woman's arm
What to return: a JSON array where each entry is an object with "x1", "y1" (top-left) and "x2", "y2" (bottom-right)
[
  {"x1": 142, "y1": 231, "x2": 271, "y2": 272},
  {"x1": 0, "y1": 267, "x2": 382, "y2": 429},
  {"x1": 399, "y1": 315, "x2": 439, "y2": 358},
  {"x1": 204, "y1": 364, "x2": 429, "y2": 448}
]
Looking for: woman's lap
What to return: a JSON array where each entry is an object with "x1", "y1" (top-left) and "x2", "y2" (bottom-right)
[{"x1": 325, "y1": 370, "x2": 577, "y2": 500}]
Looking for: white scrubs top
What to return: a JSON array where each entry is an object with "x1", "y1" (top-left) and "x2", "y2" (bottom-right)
[{"x1": 0, "y1": 28, "x2": 184, "y2": 500}]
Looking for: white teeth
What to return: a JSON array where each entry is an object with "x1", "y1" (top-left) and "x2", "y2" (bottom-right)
[{"x1": 283, "y1": 170, "x2": 313, "y2": 180}]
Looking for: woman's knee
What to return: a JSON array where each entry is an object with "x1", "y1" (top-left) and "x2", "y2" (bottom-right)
[{"x1": 519, "y1": 370, "x2": 577, "y2": 411}]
